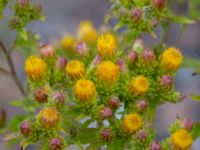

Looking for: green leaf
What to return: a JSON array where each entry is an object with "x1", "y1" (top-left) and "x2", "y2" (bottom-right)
[
  {"x1": 107, "y1": 138, "x2": 125, "y2": 150},
  {"x1": 191, "y1": 123, "x2": 200, "y2": 140},
  {"x1": 85, "y1": 141, "x2": 102, "y2": 150},
  {"x1": 8, "y1": 115, "x2": 26, "y2": 132},
  {"x1": 77, "y1": 128, "x2": 98, "y2": 144},
  {"x1": 171, "y1": 16, "x2": 195, "y2": 24},
  {"x1": 19, "y1": 29, "x2": 28, "y2": 41},
  {"x1": 183, "y1": 57, "x2": 200, "y2": 74},
  {"x1": 191, "y1": 95, "x2": 200, "y2": 102}
]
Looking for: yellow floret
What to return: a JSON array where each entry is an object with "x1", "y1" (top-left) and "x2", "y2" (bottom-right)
[
  {"x1": 160, "y1": 47, "x2": 183, "y2": 72},
  {"x1": 60, "y1": 35, "x2": 75, "y2": 52},
  {"x1": 74, "y1": 79, "x2": 96, "y2": 101},
  {"x1": 66, "y1": 60, "x2": 85, "y2": 80},
  {"x1": 25, "y1": 56, "x2": 47, "y2": 81},
  {"x1": 97, "y1": 33, "x2": 117, "y2": 58},
  {"x1": 171, "y1": 129, "x2": 192, "y2": 150}
]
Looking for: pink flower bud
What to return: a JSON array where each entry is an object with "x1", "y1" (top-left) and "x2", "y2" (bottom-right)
[
  {"x1": 131, "y1": 8, "x2": 142, "y2": 22},
  {"x1": 136, "y1": 100, "x2": 148, "y2": 112},
  {"x1": 34, "y1": 1, "x2": 42, "y2": 13},
  {"x1": 136, "y1": 129, "x2": 147, "y2": 142},
  {"x1": 18, "y1": 0, "x2": 29, "y2": 7},
  {"x1": 117, "y1": 58, "x2": 127, "y2": 72},
  {"x1": 100, "y1": 128, "x2": 113, "y2": 142},
  {"x1": 56, "y1": 57, "x2": 67, "y2": 70},
  {"x1": 49, "y1": 137, "x2": 63, "y2": 150},
  {"x1": 153, "y1": 0, "x2": 166, "y2": 10},
  {"x1": 53, "y1": 92, "x2": 65, "y2": 107},
  {"x1": 76, "y1": 42, "x2": 88, "y2": 56},
  {"x1": 92, "y1": 55, "x2": 101, "y2": 66},
  {"x1": 127, "y1": 51, "x2": 138, "y2": 64},
  {"x1": 20, "y1": 121, "x2": 32, "y2": 137},
  {"x1": 0, "y1": 108, "x2": 6, "y2": 129},
  {"x1": 108, "y1": 96, "x2": 120, "y2": 109},
  {"x1": 34, "y1": 87, "x2": 48, "y2": 103},
  {"x1": 100, "y1": 107, "x2": 113, "y2": 119},
  {"x1": 133, "y1": 38, "x2": 144, "y2": 53},
  {"x1": 180, "y1": 117, "x2": 193, "y2": 131},
  {"x1": 40, "y1": 44, "x2": 55, "y2": 58},
  {"x1": 159, "y1": 75, "x2": 173, "y2": 90},
  {"x1": 150, "y1": 141, "x2": 162, "y2": 150},
  {"x1": 142, "y1": 48, "x2": 154, "y2": 63}
]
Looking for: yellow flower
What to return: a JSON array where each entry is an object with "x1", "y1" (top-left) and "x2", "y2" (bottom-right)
[
  {"x1": 38, "y1": 108, "x2": 60, "y2": 129},
  {"x1": 60, "y1": 35, "x2": 75, "y2": 52},
  {"x1": 96, "y1": 61, "x2": 119, "y2": 85},
  {"x1": 77, "y1": 21, "x2": 98, "y2": 44},
  {"x1": 66, "y1": 60, "x2": 85, "y2": 79},
  {"x1": 25, "y1": 56, "x2": 47, "y2": 81},
  {"x1": 160, "y1": 47, "x2": 183, "y2": 72},
  {"x1": 171, "y1": 129, "x2": 192, "y2": 150},
  {"x1": 122, "y1": 114, "x2": 143, "y2": 134},
  {"x1": 129, "y1": 76, "x2": 149, "y2": 96},
  {"x1": 74, "y1": 79, "x2": 96, "y2": 101},
  {"x1": 97, "y1": 33, "x2": 117, "y2": 58}
]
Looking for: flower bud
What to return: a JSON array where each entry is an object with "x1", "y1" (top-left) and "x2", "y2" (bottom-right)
[
  {"x1": 132, "y1": 38, "x2": 144, "y2": 53},
  {"x1": 38, "y1": 108, "x2": 60, "y2": 129},
  {"x1": 117, "y1": 58, "x2": 127, "y2": 72},
  {"x1": 150, "y1": 141, "x2": 162, "y2": 150},
  {"x1": 136, "y1": 129, "x2": 147, "y2": 142},
  {"x1": 92, "y1": 55, "x2": 101, "y2": 66},
  {"x1": 151, "y1": 19, "x2": 159, "y2": 28},
  {"x1": 136, "y1": 100, "x2": 148, "y2": 112},
  {"x1": 53, "y1": 92, "x2": 65, "y2": 107},
  {"x1": 49, "y1": 137, "x2": 63, "y2": 150},
  {"x1": 76, "y1": 42, "x2": 88, "y2": 56},
  {"x1": 40, "y1": 44, "x2": 55, "y2": 58},
  {"x1": 108, "y1": 96, "x2": 120, "y2": 109},
  {"x1": 18, "y1": 0, "x2": 29, "y2": 7},
  {"x1": 142, "y1": 48, "x2": 154, "y2": 63},
  {"x1": 180, "y1": 118, "x2": 193, "y2": 131},
  {"x1": 20, "y1": 121, "x2": 32, "y2": 137},
  {"x1": 56, "y1": 57, "x2": 67, "y2": 70},
  {"x1": 153, "y1": 0, "x2": 166, "y2": 10},
  {"x1": 34, "y1": 1, "x2": 42, "y2": 13},
  {"x1": 100, "y1": 128, "x2": 113, "y2": 142},
  {"x1": 159, "y1": 75, "x2": 173, "y2": 90},
  {"x1": 34, "y1": 87, "x2": 48, "y2": 103},
  {"x1": 131, "y1": 8, "x2": 142, "y2": 22},
  {"x1": 127, "y1": 51, "x2": 138, "y2": 64},
  {"x1": 0, "y1": 108, "x2": 6, "y2": 129},
  {"x1": 100, "y1": 107, "x2": 113, "y2": 119}
]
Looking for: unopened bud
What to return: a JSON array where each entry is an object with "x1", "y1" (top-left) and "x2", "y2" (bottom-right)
[
  {"x1": 100, "y1": 107, "x2": 113, "y2": 119},
  {"x1": 20, "y1": 121, "x2": 32, "y2": 137},
  {"x1": 151, "y1": 19, "x2": 159, "y2": 28},
  {"x1": 49, "y1": 137, "x2": 63, "y2": 150},
  {"x1": 92, "y1": 55, "x2": 101, "y2": 66},
  {"x1": 100, "y1": 128, "x2": 113, "y2": 142},
  {"x1": 53, "y1": 92, "x2": 65, "y2": 107},
  {"x1": 153, "y1": 0, "x2": 166, "y2": 10},
  {"x1": 180, "y1": 117, "x2": 193, "y2": 131},
  {"x1": 76, "y1": 42, "x2": 88, "y2": 56},
  {"x1": 108, "y1": 96, "x2": 120, "y2": 109},
  {"x1": 136, "y1": 129, "x2": 147, "y2": 142},
  {"x1": 159, "y1": 75, "x2": 173, "y2": 90},
  {"x1": 136, "y1": 100, "x2": 148, "y2": 112},
  {"x1": 133, "y1": 38, "x2": 144, "y2": 53},
  {"x1": 0, "y1": 108, "x2": 6, "y2": 129},
  {"x1": 117, "y1": 58, "x2": 127, "y2": 72},
  {"x1": 34, "y1": 1, "x2": 42, "y2": 13},
  {"x1": 18, "y1": 0, "x2": 29, "y2": 7},
  {"x1": 150, "y1": 141, "x2": 162, "y2": 150},
  {"x1": 142, "y1": 48, "x2": 155, "y2": 63},
  {"x1": 56, "y1": 57, "x2": 67, "y2": 70},
  {"x1": 34, "y1": 87, "x2": 48, "y2": 103},
  {"x1": 40, "y1": 44, "x2": 55, "y2": 58},
  {"x1": 127, "y1": 51, "x2": 138, "y2": 64},
  {"x1": 131, "y1": 8, "x2": 142, "y2": 22}
]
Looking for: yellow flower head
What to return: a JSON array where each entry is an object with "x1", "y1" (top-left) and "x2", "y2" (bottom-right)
[
  {"x1": 171, "y1": 129, "x2": 192, "y2": 150},
  {"x1": 60, "y1": 35, "x2": 75, "y2": 51},
  {"x1": 74, "y1": 79, "x2": 96, "y2": 101},
  {"x1": 122, "y1": 114, "x2": 143, "y2": 134},
  {"x1": 160, "y1": 47, "x2": 183, "y2": 72},
  {"x1": 25, "y1": 56, "x2": 47, "y2": 81},
  {"x1": 77, "y1": 21, "x2": 98, "y2": 44},
  {"x1": 38, "y1": 108, "x2": 60, "y2": 129},
  {"x1": 129, "y1": 76, "x2": 149, "y2": 96},
  {"x1": 96, "y1": 61, "x2": 119, "y2": 85},
  {"x1": 97, "y1": 33, "x2": 117, "y2": 58},
  {"x1": 66, "y1": 60, "x2": 85, "y2": 80}
]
